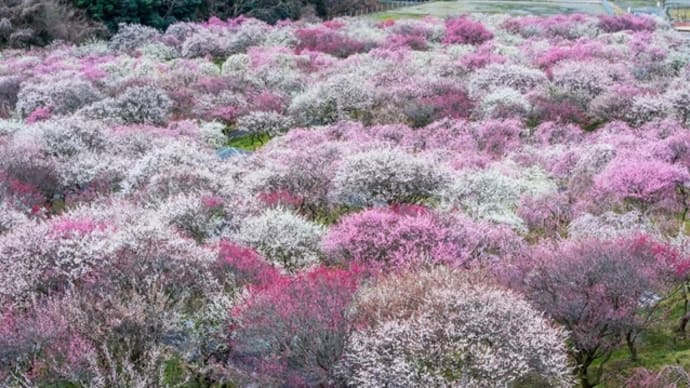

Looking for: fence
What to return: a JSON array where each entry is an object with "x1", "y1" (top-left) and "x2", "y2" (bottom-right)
[{"x1": 664, "y1": 0, "x2": 690, "y2": 22}]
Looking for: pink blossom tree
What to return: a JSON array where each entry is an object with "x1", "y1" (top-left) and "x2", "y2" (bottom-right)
[
  {"x1": 522, "y1": 236, "x2": 672, "y2": 387},
  {"x1": 322, "y1": 205, "x2": 474, "y2": 270},
  {"x1": 443, "y1": 16, "x2": 493, "y2": 45},
  {"x1": 594, "y1": 156, "x2": 690, "y2": 215}
]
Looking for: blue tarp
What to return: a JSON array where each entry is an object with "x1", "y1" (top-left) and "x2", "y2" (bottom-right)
[{"x1": 217, "y1": 147, "x2": 250, "y2": 160}]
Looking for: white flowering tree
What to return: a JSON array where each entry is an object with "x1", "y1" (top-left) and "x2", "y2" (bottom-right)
[
  {"x1": 332, "y1": 148, "x2": 446, "y2": 207},
  {"x1": 16, "y1": 78, "x2": 103, "y2": 118},
  {"x1": 289, "y1": 73, "x2": 376, "y2": 125},
  {"x1": 336, "y1": 268, "x2": 572, "y2": 387},
  {"x1": 233, "y1": 207, "x2": 325, "y2": 271},
  {"x1": 437, "y1": 164, "x2": 557, "y2": 231}
]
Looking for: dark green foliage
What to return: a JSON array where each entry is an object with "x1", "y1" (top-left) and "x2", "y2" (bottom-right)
[
  {"x1": 235, "y1": 0, "x2": 302, "y2": 24},
  {"x1": 73, "y1": 0, "x2": 308, "y2": 31},
  {"x1": 73, "y1": 0, "x2": 205, "y2": 32},
  {"x1": 73, "y1": 0, "x2": 381, "y2": 33}
]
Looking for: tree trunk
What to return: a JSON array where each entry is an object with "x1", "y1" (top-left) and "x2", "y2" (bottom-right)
[
  {"x1": 576, "y1": 354, "x2": 596, "y2": 388},
  {"x1": 681, "y1": 313, "x2": 690, "y2": 335},
  {"x1": 680, "y1": 282, "x2": 689, "y2": 336},
  {"x1": 579, "y1": 371, "x2": 595, "y2": 388},
  {"x1": 626, "y1": 330, "x2": 638, "y2": 362}
]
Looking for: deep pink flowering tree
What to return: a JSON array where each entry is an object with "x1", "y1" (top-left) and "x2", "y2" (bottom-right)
[
  {"x1": 529, "y1": 93, "x2": 588, "y2": 125},
  {"x1": 532, "y1": 121, "x2": 584, "y2": 145},
  {"x1": 295, "y1": 27, "x2": 368, "y2": 58},
  {"x1": 536, "y1": 40, "x2": 608, "y2": 70},
  {"x1": 0, "y1": 298, "x2": 97, "y2": 385},
  {"x1": 383, "y1": 33, "x2": 428, "y2": 51},
  {"x1": 443, "y1": 16, "x2": 493, "y2": 45},
  {"x1": 25, "y1": 106, "x2": 52, "y2": 124},
  {"x1": 459, "y1": 44, "x2": 506, "y2": 71},
  {"x1": 418, "y1": 83, "x2": 473, "y2": 123},
  {"x1": 598, "y1": 14, "x2": 656, "y2": 33},
  {"x1": 229, "y1": 266, "x2": 361, "y2": 386},
  {"x1": 219, "y1": 241, "x2": 282, "y2": 288},
  {"x1": 0, "y1": 142, "x2": 59, "y2": 208}
]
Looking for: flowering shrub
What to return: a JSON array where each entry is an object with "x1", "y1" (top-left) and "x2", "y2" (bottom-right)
[
  {"x1": 235, "y1": 111, "x2": 294, "y2": 136},
  {"x1": 468, "y1": 63, "x2": 547, "y2": 98},
  {"x1": 34, "y1": 118, "x2": 109, "y2": 157},
  {"x1": 159, "y1": 193, "x2": 233, "y2": 242},
  {"x1": 478, "y1": 87, "x2": 530, "y2": 119},
  {"x1": 474, "y1": 119, "x2": 524, "y2": 156},
  {"x1": 0, "y1": 201, "x2": 27, "y2": 234},
  {"x1": 551, "y1": 60, "x2": 629, "y2": 107},
  {"x1": 0, "y1": 141, "x2": 60, "y2": 205},
  {"x1": 244, "y1": 139, "x2": 343, "y2": 213},
  {"x1": 181, "y1": 20, "x2": 269, "y2": 58},
  {"x1": 288, "y1": 73, "x2": 376, "y2": 125},
  {"x1": 219, "y1": 241, "x2": 281, "y2": 288},
  {"x1": 501, "y1": 14, "x2": 595, "y2": 39},
  {"x1": 568, "y1": 211, "x2": 657, "y2": 240},
  {"x1": 112, "y1": 84, "x2": 173, "y2": 125},
  {"x1": 518, "y1": 192, "x2": 572, "y2": 238},
  {"x1": 438, "y1": 164, "x2": 557, "y2": 231},
  {"x1": 666, "y1": 86, "x2": 690, "y2": 125},
  {"x1": 0, "y1": 76, "x2": 21, "y2": 115},
  {"x1": 533, "y1": 121, "x2": 583, "y2": 145},
  {"x1": 108, "y1": 23, "x2": 161, "y2": 52},
  {"x1": 122, "y1": 141, "x2": 221, "y2": 197}
]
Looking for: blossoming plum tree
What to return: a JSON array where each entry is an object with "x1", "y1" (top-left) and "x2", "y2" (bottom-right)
[{"x1": 337, "y1": 268, "x2": 572, "y2": 387}]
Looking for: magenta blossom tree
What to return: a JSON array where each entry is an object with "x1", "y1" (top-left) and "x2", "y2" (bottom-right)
[{"x1": 443, "y1": 16, "x2": 493, "y2": 45}]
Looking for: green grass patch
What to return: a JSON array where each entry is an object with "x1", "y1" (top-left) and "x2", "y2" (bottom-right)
[
  {"x1": 371, "y1": 11, "x2": 425, "y2": 20},
  {"x1": 370, "y1": 0, "x2": 610, "y2": 20},
  {"x1": 226, "y1": 132, "x2": 272, "y2": 151},
  {"x1": 594, "y1": 291, "x2": 690, "y2": 387}
]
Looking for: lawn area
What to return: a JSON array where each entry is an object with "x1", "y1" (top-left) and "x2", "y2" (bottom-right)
[
  {"x1": 594, "y1": 291, "x2": 690, "y2": 386},
  {"x1": 226, "y1": 132, "x2": 272, "y2": 151},
  {"x1": 372, "y1": 0, "x2": 612, "y2": 20}
]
